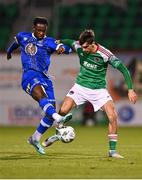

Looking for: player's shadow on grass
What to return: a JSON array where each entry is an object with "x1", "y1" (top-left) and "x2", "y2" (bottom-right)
[
  {"x1": 0, "y1": 151, "x2": 49, "y2": 160},
  {"x1": 0, "y1": 151, "x2": 110, "y2": 161},
  {"x1": 43, "y1": 152, "x2": 110, "y2": 160}
]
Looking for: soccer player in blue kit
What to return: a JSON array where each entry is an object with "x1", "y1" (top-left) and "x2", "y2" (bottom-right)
[{"x1": 6, "y1": 17, "x2": 72, "y2": 155}]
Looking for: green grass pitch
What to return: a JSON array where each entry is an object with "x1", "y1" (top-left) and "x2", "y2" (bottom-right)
[{"x1": 0, "y1": 126, "x2": 142, "y2": 179}]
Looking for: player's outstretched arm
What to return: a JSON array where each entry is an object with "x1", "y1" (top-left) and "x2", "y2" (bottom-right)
[
  {"x1": 7, "y1": 41, "x2": 19, "y2": 60},
  {"x1": 116, "y1": 62, "x2": 137, "y2": 104},
  {"x1": 60, "y1": 39, "x2": 75, "y2": 48}
]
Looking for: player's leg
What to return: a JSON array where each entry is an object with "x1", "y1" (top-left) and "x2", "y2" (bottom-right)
[
  {"x1": 30, "y1": 85, "x2": 57, "y2": 148},
  {"x1": 28, "y1": 114, "x2": 55, "y2": 154},
  {"x1": 22, "y1": 70, "x2": 72, "y2": 126},
  {"x1": 59, "y1": 83, "x2": 86, "y2": 116},
  {"x1": 88, "y1": 89, "x2": 123, "y2": 158},
  {"x1": 42, "y1": 84, "x2": 87, "y2": 148},
  {"x1": 42, "y1": 84, "x2": 80, "y2": 147},
  {"x1": 59, "y1": 96, "x2": 76, "y2": 115},
  {"x1": 32, "y1": 84, "x2": 72, "y2": 125},
  {"x1": 42, "y1": 134, "x2": 59, "y2": 147},
  {"x1": 28, "y1": 85, "x2": 72, "y2": 154},
  {"x1": 102, "y1": 100, "x2": 124, "y2": 158},
  {"x1": 42, "y1": 96, "x2": 76, "y2": 147},
  {"x1": 22, "y1": 71, "x2": 72, "y2": 154}
]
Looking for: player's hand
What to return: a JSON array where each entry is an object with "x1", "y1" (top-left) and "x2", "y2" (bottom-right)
[
  {"x1": 57, "y1": 46, "x2": 65, "y2": 54},
  {"x1": 7, "y1": 53, "x2": 12, "y2": 60},
  {"x1": 128, "y1": 89, "x2": 137, "y2": 104}
]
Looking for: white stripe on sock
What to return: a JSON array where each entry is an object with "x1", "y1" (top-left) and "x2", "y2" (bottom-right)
[
  {"x1": 41, "y1": 119, "x2": 51, "y2": 127},
  {"x1": 108, "y1": 134, "x2": 118, "y2": 141},
  {"x1": 43, "y1": 103, "x2": 53, "y2": 112},
  {"x1": 52, "y1": 113, "x2": 62, "y2": 122}
]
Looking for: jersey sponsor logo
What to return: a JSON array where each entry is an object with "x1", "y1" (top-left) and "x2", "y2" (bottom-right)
[
  {"x1": 25, "y1": 43, "x2": 37, "y2": 56},
  {"x1": 83, "y1": 61, "x2": 97, "y2": 70}
]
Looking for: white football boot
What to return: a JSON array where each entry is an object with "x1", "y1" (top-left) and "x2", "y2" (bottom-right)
[
  {"x1": 109, "y1": 150, "x2": 124, "y2": 159},
  {"x1": 42, "y1": 134, "x2": 59, "y2": 147}
]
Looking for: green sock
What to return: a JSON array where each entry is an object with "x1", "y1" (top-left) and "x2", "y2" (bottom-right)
[{"x1": 109, "y1": 140, "x2": 117, "y2": 151}]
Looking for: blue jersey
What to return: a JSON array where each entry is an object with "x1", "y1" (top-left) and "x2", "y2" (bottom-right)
[
  {"x1": 14, "y1": 32, "x2": 71, "y2": 73},
  {"x1": 7, "y1": 32, "x2": 71, "y2": 99}
]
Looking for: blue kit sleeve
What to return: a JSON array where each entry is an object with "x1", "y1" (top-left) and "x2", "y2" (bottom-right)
[
  {"x1": 63, "y1": 44, "x2": 72, "y2": 54},
  {"x1": 7, "y1": 41, "x2": 19, "y2": 54}
]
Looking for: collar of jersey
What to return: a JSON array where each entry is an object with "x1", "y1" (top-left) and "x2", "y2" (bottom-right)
[{"x1": 32, "y1": 33, "x2": 47, "y2": 40}]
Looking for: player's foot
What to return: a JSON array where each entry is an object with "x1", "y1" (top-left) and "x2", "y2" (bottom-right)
[
  {"x1": 27, "y1": 136, "x2": 45, "y2": 155},
  {"x1": 42, "y1": 134, "x2": 59, "y2": 147},
  {"x1": 109, "y1": 151, "x2": 124, "y2": 159},
  {"x1": 58, "y1": 113, "x2": 72, "y2": 128}
]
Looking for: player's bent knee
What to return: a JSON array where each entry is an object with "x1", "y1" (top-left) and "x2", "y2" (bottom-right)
[{"x1": 59, "y1": 108, "x2": 69, "y2": 116}]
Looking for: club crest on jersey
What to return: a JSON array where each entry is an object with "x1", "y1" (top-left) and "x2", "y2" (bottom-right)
[
  {"x1": 95, "y1": 57, "x2": 100, "y2": 61},
  {"x1": 25, "y1": 43, "x2": 37, "y2": 56}
]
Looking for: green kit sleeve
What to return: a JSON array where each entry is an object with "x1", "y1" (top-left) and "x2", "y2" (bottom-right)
[
  {"x1": 116, "y1": 62, "x2": 133, "y2": 89},
  {"x1": 60, "y1": 39, "x2": 75, "y2": 47}
]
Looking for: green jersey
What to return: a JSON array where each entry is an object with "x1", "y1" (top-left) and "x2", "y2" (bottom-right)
[
  {"x1": 61, "y1": 39, "x2": 133, "y2": 90},
  {"x1": 73, "y1": 41, "x2": 121, "y2": 89}
]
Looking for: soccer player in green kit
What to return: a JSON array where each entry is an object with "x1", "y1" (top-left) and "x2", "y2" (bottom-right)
[{"x1": 42, "y1": 29, "x2": 137, "y2": 158}]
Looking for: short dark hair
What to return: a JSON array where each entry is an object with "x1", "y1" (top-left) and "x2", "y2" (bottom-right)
[
  {"x1": 79, "y1": 29, "x2": 95, "y2": 45},
  {"x1": 33, "y1": 17, "x2": 48, "y2": 26}
]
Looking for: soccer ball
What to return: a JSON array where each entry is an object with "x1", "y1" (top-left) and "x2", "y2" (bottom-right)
[{"x1": 56, "y1": 126, "x2": 75, "y2": 143}]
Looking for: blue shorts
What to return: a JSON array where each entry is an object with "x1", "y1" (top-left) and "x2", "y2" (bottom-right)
[{"x1": 22, "y1": 69, "x2": 55, "y2": 103}]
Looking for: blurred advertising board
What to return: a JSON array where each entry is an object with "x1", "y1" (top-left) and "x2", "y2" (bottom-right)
[{"x1": 116, "y1": 100, "x2": 142, "y2": 126}]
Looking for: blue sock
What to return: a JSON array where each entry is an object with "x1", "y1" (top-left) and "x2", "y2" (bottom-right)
[
  {"x1": 37, "y1": 116, "x2": 54, "y2": 134},
  {"x1": 39, "y1": 98, "x2": 56, "y2": 117}
]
